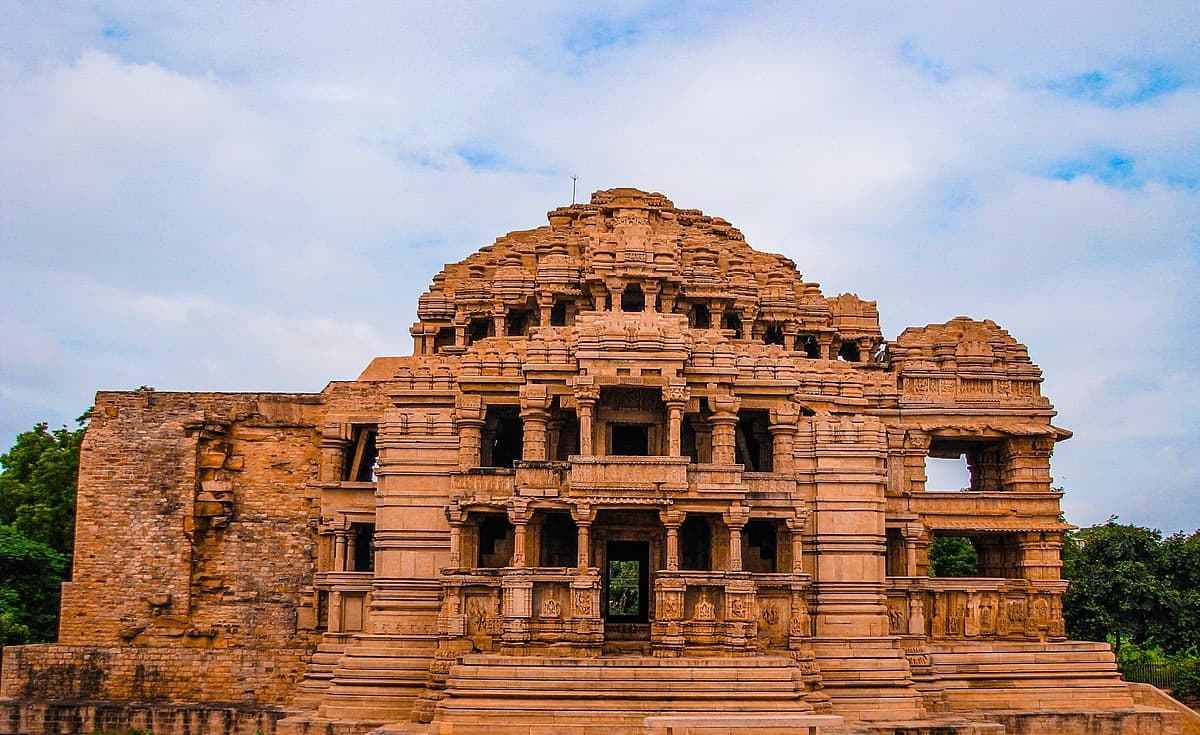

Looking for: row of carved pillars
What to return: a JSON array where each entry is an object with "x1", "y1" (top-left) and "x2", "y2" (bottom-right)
[{"x1": 448, "y1": 503, "x2": 809, "y2": 574}]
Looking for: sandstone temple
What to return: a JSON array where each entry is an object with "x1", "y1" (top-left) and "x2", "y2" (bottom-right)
[{"x1": 1, "y1": 189, "x2": 1190, "y2": 735}]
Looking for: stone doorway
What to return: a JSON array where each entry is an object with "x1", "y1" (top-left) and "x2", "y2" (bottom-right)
[{"x1": 604, "y1": 540, "x2": 651, "y2": 650}]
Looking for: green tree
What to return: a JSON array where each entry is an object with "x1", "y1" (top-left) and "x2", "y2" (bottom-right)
[
  {"x1": 0, "y1": 418, "x2": 86, "y2": 556},
  {"x1": 1062, "y1": 519, "x2": 1184, "y2": 654},
  {"x1": 0, "y1": 524, "x2": 67, "y2": 644},
  {"x1": 0, "y1": 415, "x2": 86, "y2": 645},
  {"x1": 928, "y1": 535, "x2": 979, "y2": 577}
]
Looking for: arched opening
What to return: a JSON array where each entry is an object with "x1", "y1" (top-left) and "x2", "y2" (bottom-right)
[
  {"x1": 432, "y1": 327, "x2": 456, "y2": 354},
  {"x1": 506, "y1": 309, "x2": 531, "y2": 336},
  {"x1": 621, "y1": 283, "x2": 645, "y2": 312},
  {"x1": 468, "y1": 317, "x2": 494, "y2": 344},
  {"x1": 722, "y1": 312, "x2": 743, "y2": 338},
  {"x1": 838, "y1": 341, "x2": 861, "y2": 362},
  {"x1": 539, "y1": 513, "x2": 578, "y2": 567},
  {"x1": 798, "y1": 334, "x2": 820, "y2": 358},
  {"x1": 680, "y1": 515, "x2": 712, "y2": 571},
  {"x1": 481, "y1": 406, "x2": 523, "y2": 468},
  {"x1": 691, "y1": 303, "x2": 711, "y2": 329},
  {"x1": 763, "y1": 323, "x2": 785, "y2": 346},
  {"x1": 477, "y1": 515, "x2": 515, "y2": 568},
  {"x1": 550, "y1": 299, "x2": 569, "y2": 326},
  {"x1": 735, "y1": 409, "x2": 773, "y2": 472},
  {"x1": 743, "y1": 519, "x2": 778, "y2": 573}
]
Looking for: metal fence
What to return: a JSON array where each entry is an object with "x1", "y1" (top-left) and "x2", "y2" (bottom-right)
[{"x1": 1120, "y1": 661, "x2": 1180, "y2": 691}]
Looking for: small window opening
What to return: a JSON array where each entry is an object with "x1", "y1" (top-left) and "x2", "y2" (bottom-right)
[
  {"x1": 550, "y1": 300, "x2": 568, "y2": 326},
  {"x1": 621, "y1": 283, "x2": 645, "y2": 312},
  {"x1": 798, "y1": 334, "x2": 820, "y2": 359},
  {"x1": 611, "y1": 424, "x2": 649, "y2": 456},
  {"x1": 481, "y1": 406, "x2": 523, "y2": 468},
  {"x1": 468, "y1": 317, "x2": 494, "y2": 344},
  {"x1": 681, "y1": 414, "x2": 698, "y2": 463},
  {"x1": 680, "y1": 516, "x2": 712, "y2": 571},
  {"x1": 927, "y1": 439, "x2": 1005, "y2": 492},
  {"x1": 735, "y1": 409, "x2": 773, "y2": 472},
  {"x1": 539, "y1": 513, "x2": 578, "y2": 567},
  {"x1": 722, "y1": 312, "x2": 743, "y2": 338},
  {"x1": 343, "y1": 425, "x2": 379, "y2": 482},
  {"x1": 744, "y1": 519, "x2": 778, "y2": 573},
  {"x1": 550, "y1": 404, "x2": 580, "y2": 461},
  {"x1": 506, "y1": 309, "x2": 530, "y2": 336},
  {"x1": 885, "y1": 528, "x2": 906, "y2": 577},
  {"x1": 973, "y1": 533, "x2": 1021, "y2": 578},
  {"x1": 928, "y1": 535, "x2": 979, "y2": 577},
  {"x1": 478, "y1": 515, "x2": 514, "y2": 568},
  {"x1": 763, "y1": 324, "x2": 786, "y2": 346},
  {"x1": 433, "y1": 327, "x2": 456, "y2": 354},
  {"x1": 837, "y1": 341, "x2": 861, "y2": 362},
  {"x1": 351, "y1": 523, "x2": 376, "y2": 572},
  {"x1": 924, "y1": 456, "x2": 972, "y2": 491},
  {"x1": 692, "y1": 303, "x2": 711, "y2": 329}
]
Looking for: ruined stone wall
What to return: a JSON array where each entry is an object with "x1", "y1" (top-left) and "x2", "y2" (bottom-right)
[
  {"x1": 0, "y1": 645, "x2": 309, "y2": 704},
  {"x1": 58, "y1": 390, "x2": 322, "y2": 649}
]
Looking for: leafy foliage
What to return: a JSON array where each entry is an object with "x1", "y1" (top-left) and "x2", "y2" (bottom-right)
[
  {"x1": 0, "y1": 416, "x2": 86, "y2": 645},
  {"x1": 0, "y1": 419, "x2": 86, "y2": 556},
  {"x1": 1063, "y1": 519, "x2": 1200, "y2": 656},
  {"x1": 0, "y1": 523, "x2": 67, "y2": 644},
  {"x1": 928, "y1": 535, "x2": 979, "y2": 577}
]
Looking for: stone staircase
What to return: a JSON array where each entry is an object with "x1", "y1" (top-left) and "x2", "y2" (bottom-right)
[
  {"x1": 927, "y1": 640, "x2": 1137, "y2": 711},
  {"x1": 811, "y1": 638, "x2": 928, "y2": 722},
  {"x1": 430, "y1": 654, "x2": 819, "y2": 734}
]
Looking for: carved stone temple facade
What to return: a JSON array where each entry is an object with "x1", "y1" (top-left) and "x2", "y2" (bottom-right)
[{"x1": 1, "y1": 189, "x2": 1186, "y2": 735}]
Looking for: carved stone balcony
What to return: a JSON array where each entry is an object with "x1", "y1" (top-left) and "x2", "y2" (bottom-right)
[
  {"x1": 450, "y1": 468, "x2": 516, "y2": 501},
  {"x1": 905, "y1": 491, "x2": 1066, "y2": 531},
  {"x1": 885, "y1": 577, "x2": 1068, "y2": 641},
  {"x1": 652, "y1": 571, "x2": 811, "y2": 654},
  {"x1": 439, "y1": 567, "x2": 603, "y2": 652},
  {"x1": 567, "y1": 455, "x2": 690, "y2": 495}
]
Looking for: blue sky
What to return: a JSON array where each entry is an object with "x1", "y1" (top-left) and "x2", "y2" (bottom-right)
[{"x1": 1, "y1": 2, "x2": 1197, "y2": 531}]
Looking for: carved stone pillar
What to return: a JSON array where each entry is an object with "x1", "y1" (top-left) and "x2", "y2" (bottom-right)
[
  {"x1": 520, "y1": 384, "x2": 553, "y2": 462},
  {"x1": 859, "y1": 338, "x2": 875, "y2": 362},
  {"x1": 904, "y1": 522, "x2": 924, "y2": 577},
  {"x1": 508, "y1": 501, "x2": 531, "y2": 568},
  {"x1": 786, "y1": 511, "x2": 809, "y2": 574},
  {"x1": 643, "y1": 282, "x2": 659, "y2": 312},
  {"x1": 662, "y1": 381, "x2": 689, "y2": 457},
  {"x1": 589, "y1": 283, "x2": 609, "y2": 311},
  {"x1": 725, "y1": 504, "x2": 749, "y2": 572},
  {"x1": 537, "y1": 291, "x2": 553, "y2": 326},
  {"x1": 333, "y1": 526, "x2": 348, "y2": 572},
  {"x1": 817, "y1": 333, "x2": 834, "y2": 360},
  {"x1": 320, "y1": 424, "x2": 352, "y2": 483},
  {"x1": 709, "y1": 394, "x2": 741, "y2": 465},
  {"x1": 769, "y1": 404, "x2": 800, "y2": 474},
  {"x1": 346, "y1": 526, "x2": 359, "y2": 571},
  {"x1": 328, "y1": 590, "x2": 343, "y2": 633},
  {"x1": 661, "y1": 509, "x2": 684, "y2": 571},
  {"x1": 575, "y1": 380, "x2": 599, "y2": 456},
  {"x1": 446, "y1": 502, "x2": 467, "y2": 569},
  {"x1": 455, "y1": 395, "x2": 486, "y2": 469},
  {"x1": 572, "y1": 504, "x2": 595, "y2": 570}
]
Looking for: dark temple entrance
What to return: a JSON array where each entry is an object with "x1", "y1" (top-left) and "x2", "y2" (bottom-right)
[{"x1": 604, "y1": 540, "x2": 650, "y2": 624}]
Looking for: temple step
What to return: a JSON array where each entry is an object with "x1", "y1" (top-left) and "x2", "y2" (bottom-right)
[
  {"x1": 311, "y1": 638, "x2": 438, "y2": 723},
  {"x1": 432, "y1": 654, "x2": 816, "y2": 734},
  {"x1": 926, "y1": 640, "x2": 1138, "y2": 711},
  {"x1": 811, "y1": 639, "x2": 928, "y2": 722}
]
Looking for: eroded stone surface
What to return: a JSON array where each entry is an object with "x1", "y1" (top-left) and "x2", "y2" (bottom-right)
[{"x1": 0, "y1": 189, "x2": 1184, "y2": 735}]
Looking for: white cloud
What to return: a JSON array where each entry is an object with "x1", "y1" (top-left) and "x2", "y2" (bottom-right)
[{"x1": 0, "y1": 2, "x2": 1196, "y2": 530}]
